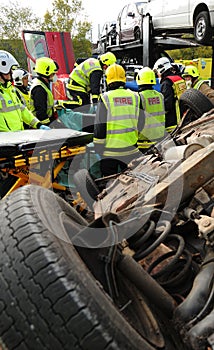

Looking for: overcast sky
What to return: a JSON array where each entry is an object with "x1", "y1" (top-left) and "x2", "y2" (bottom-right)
[{"x1": 14, "y1": 0, "x2": 129, "y2": 42}]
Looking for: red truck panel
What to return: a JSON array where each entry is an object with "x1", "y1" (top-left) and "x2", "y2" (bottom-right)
[
  {"x1": 44, "y1": 32, "x2": 75, "y2": 75},
  {"x1": 22, "y1": 30, "x2": 76, "y2": 100}
]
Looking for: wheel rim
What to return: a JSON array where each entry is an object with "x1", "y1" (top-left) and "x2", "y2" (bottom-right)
[{"x1": 196, "y1": 17, "x2": 206, "y2": 40}]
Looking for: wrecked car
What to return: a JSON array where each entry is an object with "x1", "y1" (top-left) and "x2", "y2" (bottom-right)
[{"x1": 0, "y1": 90, "x2": 214, "y2": 349}]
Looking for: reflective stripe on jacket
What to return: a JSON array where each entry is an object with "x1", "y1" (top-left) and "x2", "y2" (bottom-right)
[
  {"x1": 138, "y1": 89, "x2": 165, "y2": 148},
  {"x1": 166, "y1": 75, "x2": 186, "y2": 130},
  {"x1": 0, "y1": 82, "x2": 39, "y2": 131},
  {"x1": 95, "y1": 89, "x2": 140, "y2": 157},
  {"x1": 29, "y1": 78, "x2": 54, "y2": 124},
  {"x1": 193, "y1": 79, "x2": 207, "y2": 90},
  {"x1": 67, "y1": 58, "x2": 102, "y2": 93},
  {"x1": 15, "y1": 87, "x2": 30, "y2": 109},
  {"x1": 193, "y1": 79, "x2": 214, "y2": 104}
]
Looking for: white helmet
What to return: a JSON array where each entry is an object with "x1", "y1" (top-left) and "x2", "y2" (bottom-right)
[
  {"x1": 12, "y1": 68, "x2": 29, "y2": 86},
  {"x1": 0, "y1": 50, "x2": 19, "y2": 74},
  {"x1": 153, "y1": 57, "x2": 172, "y2": 74}
]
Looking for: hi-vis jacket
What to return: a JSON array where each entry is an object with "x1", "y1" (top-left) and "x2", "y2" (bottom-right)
[
  {"x1": 0, "y1": 82, "x2": 39, "y2": 132},
  {"x1": 161, "y1": 74, "x2": 186, "y2": 133},
  {"x1": 29, "y1": 78, "x2": 54, "y2": 125},
  {"x1": 15, "y1": 87, "x2": 30, "y2": 109},
  {"x1": 193, "y1": 78, "x2": 214, "y2": 104},
  {"x1": 93, "y1": 88, "x2": 144, "y2": 157},
  {"x1": 66, "y1": 58, "x2": 102, "y2": 100},
  {"x1": 138, "y1": 89, "x2": 165, "y2": 149}
]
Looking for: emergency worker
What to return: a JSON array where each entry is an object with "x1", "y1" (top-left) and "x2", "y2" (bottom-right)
[
  {"x1": 12, "y1": 68, "x2": 30, "y2": 108},
  {"x1": 136, "y1": 67, "x2": 166, "y2": 152},
  {"x1": 93, "y1": 63, "x2": 144, "y2": 177},
  {"x1": 66, "y1": 52, "x2": 117, "y2": 112},
  {"x1": 29, "y1": 57, "x2": 59, "y2": 126},
  {"x1": 182, "y1": 65, "x2": 214, "y2": 104},
  {"x1": 153, "y1": 57, "x2": 186, "y2": 133},
  {"x1": 0, "y1": 50, "x2": 49, "y2": 132}
]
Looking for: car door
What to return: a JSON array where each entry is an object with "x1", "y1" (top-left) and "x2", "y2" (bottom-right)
[
  {"x1": 120, "y1": 3, "x2": 142, "y2": 42},
  {"x1": 162, "y1": 0, "x2": 190, "y2": 29},
  {"x1": 124, "y1": 3, "x2": 140, "y2": 41},
  {"x1": 145, "y1": 0, "x2": 164, "y2": 29},
  {"x1": 146, "y1": 0, "x2": 190, "y2": 30},
  {"x1": 118, "y1": 5, "x2": 129, "y2": 42}
]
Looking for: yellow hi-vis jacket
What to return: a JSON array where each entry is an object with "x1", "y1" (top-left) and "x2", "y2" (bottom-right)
[
  {"x1": 15, "y1": 87, "x2": 30, "y2": 109},
  {"x1": 138, "y1": 89, "x2": 165, "y2": 149},
  {"x1": 29, "y1": 78, "x2": 54, "y2": 124},
  {"x1": 166, "y1": 75, "x2": 186, "y2": 133},
  {"x1": 193, "y1": 78, "x2": 214, "y2": 104},
  {"x1": 0, "y1": 82, "x2": 39, "y2": 132},
  {"x1": 93, "y1": 88, "x2": 141, "y2": 157},
  {"x1": 194, "y1": 79, "x2": 205, "y2": 89},
  {"x1": 66, "y1": 58, "x2": 102, "y2": 94}
]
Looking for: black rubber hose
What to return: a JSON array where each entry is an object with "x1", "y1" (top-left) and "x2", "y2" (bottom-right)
[
  {"x1": 186, "y1": 284, "x2": 214, "y2": 329},
  {"x1": 117, "y1": 254, "x2": 177, "y2": 319},
  {"x1": 173, "y1": 253, "x2": 214, "y2": 328},
  {"x1": 188, "y1": 309, "x2": 214, "y2": 350}
]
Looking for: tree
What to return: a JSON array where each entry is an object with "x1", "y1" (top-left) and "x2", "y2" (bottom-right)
[
  {"x1": 0, "y1": 1, "x2": 42, "y2": 40},
  {"x1": 167, "y1": 46, "x2": 213, "y2": 61},
  {"x1": 0, "y1": 1, "x2": 42, "y2": 68},
  {"x1": 41, "y1": 0, "x2": 79, "y2": 33},
  {"x1": 41, "y1": 0, "x2": 92, "y2": 58},
  {"x1": 0, "y1": 0, "x2": 92, "y2": 68},
  {"x1": 166, "y1": 34, "x2": 213, "y2": 60},
  {"x1": 72, "y1": 22, "x2": 92, "y2": 58}
]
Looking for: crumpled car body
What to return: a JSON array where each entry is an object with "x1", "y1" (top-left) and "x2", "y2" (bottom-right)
[
  {"x1": 0, "y1": 105, "x2": 214, "y2": 349},
  {"x1": 90, "y1": 108, "x2": 214, "y2": 349}
]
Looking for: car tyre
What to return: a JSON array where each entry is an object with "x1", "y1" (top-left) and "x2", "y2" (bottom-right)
[
  {"x1": 0, "y1": 185, "x2": 180, "y2": 350},
  {"x1": 73, "y1": 168, "x2": 100, "y2": 209},
  {"x1": 194, "y1": 11, "x2": 212, "y2": 44},
  {"x1": 179, "y1": 88, "x2": 214, "y2": 120}
]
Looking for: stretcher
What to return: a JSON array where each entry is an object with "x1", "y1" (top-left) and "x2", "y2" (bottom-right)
[{"x1": 0, "y1": 129, "x2": 93, "y2": 199}]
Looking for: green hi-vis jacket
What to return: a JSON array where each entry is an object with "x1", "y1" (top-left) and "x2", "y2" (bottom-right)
[
  {"x1": 166, "y1": 75, "x2": 186, "y2": 133},
  {"x1": 138, "y1": 89, "x2": 165, "y2": 149},
  {"x1": 29, "y1": 78, "x2": 54, "y2": 124},
  {"x1": 0, "y1": 82, "x2": 39, "y2": 132},
  {"x1": 67, "y1": 58, "x2": 102, "y2": 93},
  {"x1": 15, "y1": 87, "x2": 30, "y2": 109},
  {"x1": 94, "y1": 88, "x2": 141, "y2": 157}
]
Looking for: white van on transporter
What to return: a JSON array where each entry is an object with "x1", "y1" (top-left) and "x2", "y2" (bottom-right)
[
  {"x1": 145, "y1": 0, "x2": 214, "y2": 44},
  {"x1": 117, "y1": 0, "x2": 214, "y2": 44}
]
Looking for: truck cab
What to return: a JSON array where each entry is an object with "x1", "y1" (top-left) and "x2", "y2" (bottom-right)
[{"x1": 22, "y1": 30, "x2": 76, "y2": 100}]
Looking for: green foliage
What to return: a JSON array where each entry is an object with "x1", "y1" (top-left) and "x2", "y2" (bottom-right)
[
  {"x1": 1, "y1": 0, "x2": 212, "y2": 69},
  {"x1": 0, "y1": 1, "x2": 41, "y2": 40},
  {"x1": 166, "y1": 33, "x2": 213, "y2": 60},
  {"x1": 41, "y1": 0, "x2": 75, "y2": 32},
  {"x1": 0, "y1": 0, "x2": 92, "y2": 66},
  {"x1": 2, "y1": 40, "x2": 28, "y2": 69},
  {"x1": 167, "y1": 46, "x2": 213, "y2": 60},
  {"x1": 72, "y1": 22, "x2": 92, "y2": 57},
  {"x1": 0, "y1": 1, "x2": 42, "y2": 69},
  {"x1": 41, "y1": 0, "x2": 92, "y2": 58}
]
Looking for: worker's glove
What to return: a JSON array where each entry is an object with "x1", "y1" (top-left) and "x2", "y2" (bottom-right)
[{"x1": 40, "y1": 125, "x2": 51, "y2": 130}]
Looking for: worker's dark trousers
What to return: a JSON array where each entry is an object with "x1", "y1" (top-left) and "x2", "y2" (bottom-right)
[{"x1": 100, "y1": 151, "x2": 142, "y2": 177}]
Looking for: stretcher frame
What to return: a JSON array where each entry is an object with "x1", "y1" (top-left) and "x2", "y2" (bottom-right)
[{"x1": 0, "y1": 129, "x2": 93, "y2": 199}]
